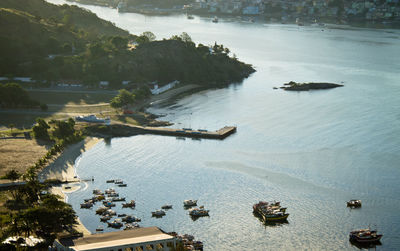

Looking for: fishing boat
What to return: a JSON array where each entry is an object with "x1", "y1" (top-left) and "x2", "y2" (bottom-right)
[
  {"x1": 151, "y1": 210, "x2": 166, "y2": 217},
  {"x1": 112, "y1": 197, "x2": 126, "y2": 202},
  {"x1": 93, "y1": 189, "x2": 103, "y2": 195},
  {"x1": 96, "y1": 206, "x2": 108, "y2": 215},
  {"x1": 118, "y1": 183, "x2": 127, "y2": 187},
  {"x1": 124, "y1": 223, "x2": 140, "y2": 230},
  {"x1": 100, "y1": 215, "x2": 111, "y2": 222},
  {"x1": 107, "y1": 192, "x2": 119, "y2": 197},
  {"x1": 349, "y1": 228, "x2": 382, "y2": 243},
  {"x1": 106, "y1": 179, "x2": 115, "y2": 183},
  {"x1": 161, "y1": 204, "x2": 173, "y2": 209},
  {"x1": 183, "y1": 199, "x2": 197, "y2": 207},
  {"x1": 105, "y1": 209, "x2": 116, "y2": 216},
  {"x1": 80, "y1": 202, "x2": 93, "y2": 209},
  {"x1": 107, "y1": 219, "x2": 123, "y2": 228},
  {"x1": 95, "y1": 226, "x2": 104, "y2": 232},
  {"x1": 122, "y1": 215, "x2": 141, "y2": 223},
  {"x1": 122, "y1": 200, "x2": 136, "y2": 208},
  {"x1": 115, "y1": 179, "x2": 124, "y2": 184},
  {"x1": 189, "y1": 207, "x2": 209, "y2": 217},
  {"x1": 103, "y1": 200, "x2": 116, "y2": 207},
  {"x1": 105, "y1": 188, "x2": 116, "y2": 194},
  {"x1": 117, "y1": 213, "x2": 127, "y2": 217},
  {"x1": 347, "y1": 199, "x2": 362, "y2": 208},
  {"x1": 253, "y1": 201, "x2": 289, "y2": 222}
]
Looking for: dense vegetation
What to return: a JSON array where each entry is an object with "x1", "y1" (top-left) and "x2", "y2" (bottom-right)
[
  {"x1": 0, "y1": 83, "x2": 44, "y2": 109},
  {"x1": 0, "y1": 167, "x2": 78, "y2": 248},
  {"x1": 0, "y1": 0, "x2": 254, "y2": 88}
]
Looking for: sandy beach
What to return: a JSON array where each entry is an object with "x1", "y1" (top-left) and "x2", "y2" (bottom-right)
[{"x1": 39, "y1": 136, "x2": 102, "y2": 236}]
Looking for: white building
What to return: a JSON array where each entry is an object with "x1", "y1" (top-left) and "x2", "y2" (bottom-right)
[
  {"x1": 53, "y1": 227, "x2": 176, "y2": 251},
  {"x1": 150, "y1": 80, "x2": 179, "y2": 95}
]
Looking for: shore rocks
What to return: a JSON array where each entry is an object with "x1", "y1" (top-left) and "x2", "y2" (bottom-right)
[{"x1": 281, "y1": 81, "x2": 344, "y2": 91}]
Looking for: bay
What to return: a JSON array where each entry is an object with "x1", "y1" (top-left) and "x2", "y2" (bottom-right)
[{"x1": 47, "y1": 1, "x2": 400, "y2": 250}]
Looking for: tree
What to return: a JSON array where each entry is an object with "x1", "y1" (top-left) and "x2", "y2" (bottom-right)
[
  {"x1": 180, "y1": 32, "x2": 192, "y2": 43},
  {"x1": 32, "y1": 118, "x2": 50, "y2": 140},
  {"x1": 141, "y1": 31, "x2": 156, "y2": 42},
  {"x1": 8, "y1": 123, "x2": 15, "y2": 134},
  {"x1": 53, "y1": 119, "x2": 75, "y2": 140},
  {"x1": 110, "y1": 89, "x2": 136, "y2": 108},
  {"x1": 1, "y1": 170, "x2": 21, "y2": 181}
]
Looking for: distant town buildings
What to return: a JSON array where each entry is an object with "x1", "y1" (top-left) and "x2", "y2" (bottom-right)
[{"x1": 185, "y1": 0, "x2": 400, "y2": 23}]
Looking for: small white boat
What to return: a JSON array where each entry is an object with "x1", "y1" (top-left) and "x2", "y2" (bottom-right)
[
  {"x1": 124, "y1": 223, "x2": 140, "y2": 230},
  {"x1": 115, "y1": 179, "x2": 124, "y2": 184},
  {"x1": 80, "y1": 202, "x2": 93, "y2": 209},
  {"x1": 347, "y1": 199, "x2": 362, "y2": 208},
  {"x1": 107, "y1": 219, "x2": 123, "y2": 228},
  {"x1": 112, "y1": 197, "x2": 126, "y2": 202},
  {"x1": 212, "y1": 16, "x2": 218, "y2": 23},
  {"x1": 184, "y1": 199, "x2": 197, "y2": 207},
  {"x1": 105, "y1": 188, "x2": 116, "y2": 194}
]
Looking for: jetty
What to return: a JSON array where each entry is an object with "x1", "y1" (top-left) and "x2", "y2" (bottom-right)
[
  {"x1": 141, "y1": 126, "x2": 236, "y2": 140},
  {"x1": 86, "y1": 124, "x2": 237, "y2": 140}
]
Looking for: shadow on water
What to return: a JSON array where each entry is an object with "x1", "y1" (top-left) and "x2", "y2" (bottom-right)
[
  {"x1": 252, "y1": 212, "x2": 289, "y2": 227},
  {"x1": 349, "y1": 240, "x2": 382, "y2": 250},
  {"x1": 190, "y1": 215, "x2": 210, "y2": 222}
]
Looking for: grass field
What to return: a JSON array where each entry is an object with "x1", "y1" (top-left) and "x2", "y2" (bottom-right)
[
  {"x1": 27, "y1": 90, "x2": 117, "y2": 105},
  {"x1": 0, "y1": 138, "x2": 50, "y2": 180}
]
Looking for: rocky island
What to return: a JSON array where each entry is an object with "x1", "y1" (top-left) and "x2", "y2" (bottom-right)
[{"x1": 280, "y1": 81, "x2": 344, "y2": 91}]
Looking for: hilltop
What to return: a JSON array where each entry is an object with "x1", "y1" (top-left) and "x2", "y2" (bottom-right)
[{"x1": 0, "y1": 0, "x2": 254, "y2": 87}]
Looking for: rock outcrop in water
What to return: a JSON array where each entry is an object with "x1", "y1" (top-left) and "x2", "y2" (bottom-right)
[{"x1": 280, "y1": 81, "x2": 343, "y2": 91}]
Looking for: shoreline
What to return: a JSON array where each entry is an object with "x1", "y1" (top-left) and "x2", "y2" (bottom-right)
[
  {"x1": 38, "y1": 84, "x2": 201, "y2": 236},
  {"x1": 39, "y1": 136, "x2": 102, "y2": 236}
]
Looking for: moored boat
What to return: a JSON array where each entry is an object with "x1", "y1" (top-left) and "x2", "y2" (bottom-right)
[
  {"x1": 122, "y1": 215, "x2": 141, "y2": 223},
  {"x1": 347, "y1": 199, "x2": 362, "y2": 208},
  {"x1": 253, "y1": 200, "x2": 289, "y2": 222},
  {"x1": 122, "y1": 200, "x2": 136, "y2": 208},
  {"x1": 161, "y1": 204, "x2": 173, "y2": 209},
  {"x1": 107, "y1": 219, "x2": 123, "y2": 228},
  {"x1": 349, "y1": 228, "x2": 382, "y2": 243},
  {"x1": 189, "y1": 207, "x2": 209, "y2": 217},
  {"x1": 124, "y1": 222, "x2": 140, "y2": 230},
  {"x1": 106, "y1": 179, "x2": 115, "y2": 183},
  {"x1": 112, "y1": 197, "x2": 126, "y2": 202},
  {"x1": 80, "y1": 202, "x2": 93, "y2": 209},
  {"x1": 183, "y1": 199, "x2": 197, "y2": 207},
  {"x1": 151, "y1": 210, "x2": 166, "y2": 217},
  {"x1": 118, "y1": 183, "x2": 127, "y2": 187}
]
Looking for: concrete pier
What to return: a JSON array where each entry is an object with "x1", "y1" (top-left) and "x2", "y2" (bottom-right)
[{"x1": 140, "y1": 126, "x2": 237, "y2": 140}]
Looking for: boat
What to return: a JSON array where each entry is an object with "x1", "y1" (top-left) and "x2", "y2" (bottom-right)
[
  {"x1": 122, "y1": 215, "x2": 141, "y2": 223},
  {"x1": 93, "y1": 189, "x2": 103, "y2": 195},
  {"x1": 96, "y1": 207, "x2": 108, "y2": 214},
  {"x1": 124, "y1": 223, "x2": 140, "y2": 230},
  {"x1": 122, "y1": 200, "x2": 136, "y2": 208},
  {"x1": 115, "y1": 179, "x2": 123, "y2": 184},
  {"x1": 117, "y1": 213, "x2": 127, "y2": 217},
  {"x1": 93, "y1": 194, "x2": 105, "y2": 201},
  {"x1": 107, "y1": 219, "x2": 123, "y2": 228},
  {"x1": 212, "y1": 16, "x2": 218, "y2": 23},
  {"x1": 183, "y1": 199, "x2": 197, "y2": 207},
  {"x1": 188, "y1": 207, "x2": 209, "y2": 217},
  {"x1": 118, "y1": 183, "x2": 127, "y2": 187},
  {"x1": 105, "y1": 188, "x2": 116, "y2": 194},
  {"x1": 80, "y1": 202, "x2": 93, "y2": 209},
  {"x1": 161, "y1": 204, "x2": 173, "y2": 210},
  {"x1": 111, "y1": 197, "x2": 126, "y2": 202},
  {"x1": 95, "y1": 226, "x2": 104, "y2": 232},
  {"x1": 151, "y1": 210, "x2": 166, "y2": 217},
  {"x1": 106, "y1": 179, "x2": 115, "y2": 183},
  {"x1": 253, "y1": 201, "x2": 289, "y2": 222},
  {"x1": 100, "y1": 215, "x2": 111, "y2": 222},
  {"x1": 105, "y1": 209, "x2": 116, "y2": 216},
  {"x1": 349, "y1": 228, "x2": 382, "y2": 243},
  {"x1": 347, "y1": 199, "x2": 362, "y2": 208},
  {"x1": 187, "y1": 14, "x2": 194, "y2": 20},
  {"x1": 107, "y1": 192, "x2": 119, "y2": 197},
  {"x1": 103, "y1": 200, "x2": 116, "y2": 207}
]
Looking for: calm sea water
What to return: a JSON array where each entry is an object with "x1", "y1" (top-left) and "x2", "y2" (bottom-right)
[{"x1": 48, "y1": 1, "x2": 400, "y2": 250}]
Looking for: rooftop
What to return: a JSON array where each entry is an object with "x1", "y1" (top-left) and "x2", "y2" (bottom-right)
[{"x1": 58, "y1": 227, "x2": 175, "y2": 251}]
